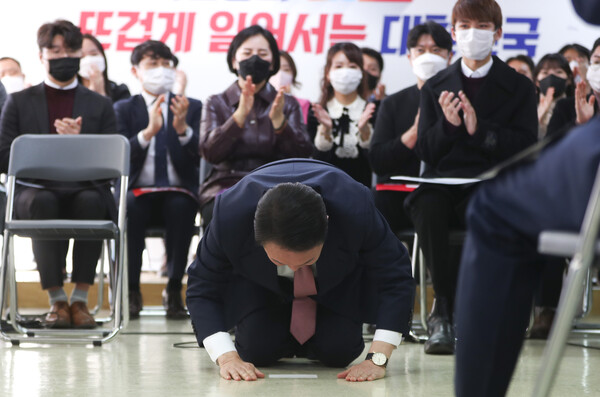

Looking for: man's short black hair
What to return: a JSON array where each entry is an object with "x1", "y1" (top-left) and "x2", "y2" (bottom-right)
[
  {"x1": 254, "y1": 183, "x2": 328, "y2": 252},
  {"x1": 361, "y1": 47, "x2": 384, "y2": 72},
  {"x1": 559, "y1": 43, "x2": 591, "y2": 61},
  {"x1": 226, "y1": 25, "x2": 280, "y2": 76},
  {"x1": 406, "y1": 21, "x2": 453, "y2": 52},
  {"x1": 131, "y1": 40, "x2": 179, "y2": 66},
  {"x1": 506, "y1": 54, "x2": 535, "y2": 75},
  {"x1": 37, "y1": 20, "x2": 82, "y2": 52}
]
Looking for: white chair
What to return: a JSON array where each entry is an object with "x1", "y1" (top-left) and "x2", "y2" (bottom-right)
[{"x1": 0, "y1": 134, "x2": 130, "y2": 346}]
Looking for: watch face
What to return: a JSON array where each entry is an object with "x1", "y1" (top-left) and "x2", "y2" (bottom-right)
[{"x1": 372, "y1": 352, "x2": 387, "y2": 366}]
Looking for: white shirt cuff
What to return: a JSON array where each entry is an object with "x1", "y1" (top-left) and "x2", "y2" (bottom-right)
[
  {"x1": 178, "y1": 126, "x2": 193, "y2": 145},
  {"x1": 314, "y1": 124, "x2": 334, "y2": 151},
  {"x1": 373, "y1": 329, "x2": 403, "y2": 347},
  {"x1": 203, "y1": 331, "x2": 236, "y2": 363},
  {"x1": 137, "y1": 130, "x2": 151, "y2": 149},
  {"x1": 357, "y1": 123, "x2": 373, "y2": 149}
]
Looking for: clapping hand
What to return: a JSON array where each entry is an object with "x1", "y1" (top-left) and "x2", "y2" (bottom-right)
[{"x1": 54, "y1": 116, "x2": 82, "y2": 135}]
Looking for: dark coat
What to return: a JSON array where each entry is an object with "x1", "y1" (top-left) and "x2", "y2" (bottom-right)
[
  {"x1": 416, "y1": 56, "x2": 538, "y2": 178},
  {"x1": 369, "y1": 84, "x2": 421, "y2": 183},
  {"x1": 0, "y1": 83, "x2": 118, "y2": 219},
  {"x1": 186, "y1": 158, "x2": 415, "y2": 343},
  {"x1": 547, "y1": 95, "x2": 600, "y2": 139}
]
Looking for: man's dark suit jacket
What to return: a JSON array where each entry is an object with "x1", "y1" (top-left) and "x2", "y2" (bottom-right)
[
  {"x1": 113, "y1": 93, "x2": 202, "y2": 194},
  {"x1": 416, "y1": 56, "x2": 538, "y2": 178},
  {"x1": 0, "y1": 83, "x2": 118, "y2": 217},
  {"x1": 186, "y1": 158, "x2": 415, "y2": 344},
  {"x1": 0, "y1": 83, "x2": 116, "y2": 172}
]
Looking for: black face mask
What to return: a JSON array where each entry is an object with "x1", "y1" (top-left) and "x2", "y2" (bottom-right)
[
  {"x1": 539, "y1": 74, "x2": 567, "y2": 98},
  {"x1": 48, "y1": 57, "x2": 80, "y2": 82},
  {"x1": 238, "y1": 55, "x2": 271, "y2": 84},
  {"x1": 366, "y1": 72, "x2": 379, "y2": 91}
]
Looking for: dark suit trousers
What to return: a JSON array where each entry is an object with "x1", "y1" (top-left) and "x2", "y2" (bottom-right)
[
  {"x1": 454, "y1": 186, "x2": 543, "y2": 397},
  {"x1": 373, "y1": 190, "x2": 413, "y2": 233},
  {"x1": 127, "y1": 191, "x2": 197, "y2": 289},
  {"x1": 405, "y1": 185, "x2": 475, "y2": 303},
  {"x1": 14, "y1": 187, "x2": 110, "y2": 289},
  {"x1": 235, "y1": 302, "x2": 365, "y2": 367},
  {"x1": 455, "y1": 116, "x2": 600, "y2": 396}
]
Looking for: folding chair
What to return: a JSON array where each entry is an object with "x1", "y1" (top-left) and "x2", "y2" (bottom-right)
[
  {"x1": 0, "y1": 134, "x2": 130, "y2": 346},
  {"x1": 533, "y1": 164, "x2": 600, "y2": 396}
]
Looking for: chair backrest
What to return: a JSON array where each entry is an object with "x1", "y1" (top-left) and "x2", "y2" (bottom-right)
[{"x1": 8, "y1": 134, "x2": 130, "y2": 181}]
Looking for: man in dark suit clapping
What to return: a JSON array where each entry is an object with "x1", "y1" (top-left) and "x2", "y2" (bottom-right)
[
  {"x1": 405, "y1": 0, "x2": 538, "y2": 355},
  {"x1": 113, "y1": 40, "x2": 202, "y2": 320},
  {"x1": 0, "y1": 20, "x2": 117, "y2": 329}
]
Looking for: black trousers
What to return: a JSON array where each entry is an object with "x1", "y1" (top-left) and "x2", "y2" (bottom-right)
[
  {"x1": 373, "y1": 190, "x2": 413, "y2": 233},
  {"x1": 536, "y1": 257, "x2": 566, "y2": 307},
  {"x1": 235, "y1": 302, "x2": 365, "y2": 367},
  {"x1": 127, "y1": 191, "x2": 197, "y2": 290},
  {"x1": 406, "y1": 185, "x2": 475, "y2": 304},
  {"x1": 15, "y1": 187, "x2": 110, "y2": 289}
]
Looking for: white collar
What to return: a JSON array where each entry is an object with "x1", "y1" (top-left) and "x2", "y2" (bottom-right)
[
  {"x1": 327, "y1": 96, "x2": 367, "y2": 119},
  {"x1": 141, "y1": 90, "x2": 171, "y2": 107},
  {"x1": 461, "y1": 57, "x2": 493, "y2": 78},
  {"x1": 44, "y1": 77, "x2": 78, "y2": 90}
]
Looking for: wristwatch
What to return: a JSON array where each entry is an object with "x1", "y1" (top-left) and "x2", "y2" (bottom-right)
[{"x1": 365, "y1": 352, "x2": 388, "y2": 368}]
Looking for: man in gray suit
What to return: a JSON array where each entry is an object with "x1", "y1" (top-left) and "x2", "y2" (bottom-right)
[{"x1": 0, "y1": 20, "x2": 116, "y2": 329}]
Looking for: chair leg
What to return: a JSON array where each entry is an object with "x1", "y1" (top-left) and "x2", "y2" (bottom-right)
[
  {"x1": 419, "y1": 246, "x2": 428, "y2": 333},
  {"x1": 533, "y1": 255, "x2": 591, "y2": 396},
  {"x1": 90, "y1": 241, "x2": 106, "y2": 316},
  {"x1": 0, "y1": 234, "x2": 11, "y2": 337}
]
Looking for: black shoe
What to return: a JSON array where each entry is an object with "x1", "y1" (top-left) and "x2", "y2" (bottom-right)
[
  {"x1": 129, "y1": 290, "x2": 143, "y2": 319},
  {"x1": 162, "y1": 286, "x2": 188, "y2": 320},
  {"x1": 424, "y1": 297, "x2": 455, "y2": 355},
  {"x1": 529, "y1": 307, "x2": 556, "y2": 339}
]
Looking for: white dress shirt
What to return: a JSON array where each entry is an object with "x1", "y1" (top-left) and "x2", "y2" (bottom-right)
[
  {"x1": 134, "y1": 91, "x2": 193, "y2": 187},
  {"x1": 203, "y1": 263, "x2": 403, "y2": 363},
  {"x1": 44, "y1": 77, "x2": 78, "y2": 90},
  {"x1": 460, "y1": 57, "x2": 493, "y2": 78}
]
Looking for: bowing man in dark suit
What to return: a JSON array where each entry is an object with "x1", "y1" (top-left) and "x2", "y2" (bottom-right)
[
  {"x1": 406, "y1": 0, "x2": 538, "y2": 354},
  {"x1": 186, "y1": 159, "x2": 414, "y2": 382},
  {"x1": 114, "y1": 40, "x2": 201, "y2": 319},
  {"x1": 0, "y1": 20, "x2": 117, "y2": 329}
]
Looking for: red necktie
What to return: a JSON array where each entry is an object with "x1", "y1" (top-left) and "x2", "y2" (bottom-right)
[{"x1": 290, "y1": 266, "x2": 317, "y2": 345}]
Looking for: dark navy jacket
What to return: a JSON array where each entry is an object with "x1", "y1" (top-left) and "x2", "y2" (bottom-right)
[
  {"x1": 186, "y1": 158, "x2": 415, "y2": 343},
  {"x1": 113, "y1": 93, "x2": 202, "y2": 194}
]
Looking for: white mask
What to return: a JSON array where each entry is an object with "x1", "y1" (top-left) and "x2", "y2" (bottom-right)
[
  {"x1": 79, "y1": 55, "x2": 106, "y2": 79},
  {"x1": 140, "y1": 66, "x2": 176, "y2": 95},
  {"x1": 269, "y1": 70, "x2": 294, "y2": 91},
  {"x1": 328, "y1": 68, "x2": 363, "y2": 95},
  {"x1": 455, "y1": 28, "x2": 496, "y2": 61},
  {"x1": 587, "y1": 63, "x2": 600, "y2": 93},
  {"x1": 1, "y1": 75, "x2": 25, "y2": 94},
  {"x1": 412, "y1": 53, "x2": 448, "y2": 81},
  {"x1": 569, "y1": 60, "x2": 580, "y2": 73}
]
